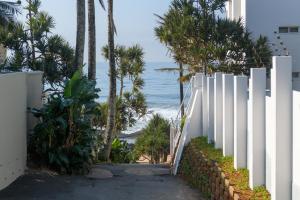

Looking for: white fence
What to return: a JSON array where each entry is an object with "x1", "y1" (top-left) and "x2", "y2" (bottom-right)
[
  {"x1": 172, "y1": 56, "x2": 300, "y2": 200},
  {"x1": 0, "y1": 72, "x2": 43, "y2": 190}
]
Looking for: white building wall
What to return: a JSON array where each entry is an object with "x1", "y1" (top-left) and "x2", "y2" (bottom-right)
[
  {"x1": 228, "y1": 0, "x2": 300, "y2": 88},
  {"x1": 293, "y1": 91, "x2": 300, "y2": 199},
  {"x1": 0, "y1": 72, "x2": 43, "y2": 190}
]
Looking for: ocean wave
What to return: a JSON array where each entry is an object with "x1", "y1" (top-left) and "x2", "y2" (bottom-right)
[{"x1": 122, "y1": 107, "x2": 179, "y2": 135}]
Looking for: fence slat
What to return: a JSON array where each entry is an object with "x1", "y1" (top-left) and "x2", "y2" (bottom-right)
[
  {"x1": 222, "y1": 74, "x2": 234, "y2": 156},
  {"x1": 270, "y1": 56, "x2": 292, "y2": 200},
  {"x1": 234, "y1": 75, "x2": 248, "y2": 169},
  {"x1": 208, "y1": 77, "x2": 215, "y2": 143},
  {"x1": 248, "y1": 68, "x2": 266, "y2": 189},
  {"x1": 214, "y1": 73, "x2": 223, "y2": 149}
]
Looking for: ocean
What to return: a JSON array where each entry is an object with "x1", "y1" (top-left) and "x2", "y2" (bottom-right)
[{"x1": 95, "y1": 62, "x2": 187, "y2": 134}]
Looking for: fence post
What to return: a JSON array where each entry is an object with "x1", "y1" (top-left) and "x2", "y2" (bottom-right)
[
  {"x1": 222, "y1": 74, "x2": 234, "y2": 156},
  {"x1": 214, "y1": 72, "x2": 223, "y2": 149},
  {"x1": 270, "y1": 56, "x2": 292, "y2": 200},
  {"x1": 248, "y1": 68, "x2": 266, "y2": 189},
  {"x1": 187, "y1": 73, "x2": 204, "y2": 141},
  {"x1": 207, "y1": 77, "x2": 214, "y2": 143},
  {"x1": 202, "y1": 75, "x2": 208, "y2": 137},
  {"x1": 234, "y1": 76, "x2": 248, "y2": 169},
  {"x1": 195, "y1": 73, "x2": 203, "y2": 137}
]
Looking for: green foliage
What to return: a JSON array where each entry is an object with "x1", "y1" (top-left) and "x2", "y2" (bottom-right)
[
  {"x1": 99, "y1": 44, "x2": 147, "y2": 133},
  {"x1": 110, "y1": 138, "x2": 136, "y2": 163},
  {"x1": 29, "y1": 71, "x2": 100, "y2": 174},
  {"x1": 179, "y1": 137, "x2": 270, "y2": 199},
  {"x1": 155, "y1": 0, "x2": 272, "y2": 77},
  {"x1": 0, "y1": 0, "x2": 75, "y2": 88},
  {"x1": 133, "y1": 114, "x2": 170, "y2": 164}
]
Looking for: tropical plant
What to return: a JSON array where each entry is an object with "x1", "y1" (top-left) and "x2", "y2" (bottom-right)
[
  {"x1": 103, "y1": 0, "x2": 117, "y2": 161},
  {"x1": 133, "y1": 114, "x2": 170, "y2": 164},
  {"x1": 100, "y1": 44, "x2": 147, "y2": 134},
  {"x1": 155, "y1": 0, "x2": 272, "y2": 79},
  {"x1": 110, "y1": 138, "x2": 136, "y2": 163},
  {"x1": 0, "y1": 0, "x2": 75, "y2": 89},
  {"x1": 154, "y1": 0, "x2": 195, "y2": 117},
  {"x1": 29, "y1": 71, "x2": 100, "y2": 174}
]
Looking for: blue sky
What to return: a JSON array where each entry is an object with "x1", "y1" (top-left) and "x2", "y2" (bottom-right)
[{"x1": 32, "y1": 0, "x2": 173, "y2": 63}]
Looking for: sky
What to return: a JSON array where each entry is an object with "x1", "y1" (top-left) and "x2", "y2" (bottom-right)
[{"x1": 21, "y1": 0, "x2": 174, "y2": 63}]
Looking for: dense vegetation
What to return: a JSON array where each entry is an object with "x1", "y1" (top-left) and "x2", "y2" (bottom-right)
[
  {"x1": 133, "y1": 114, "x2": 170, "y2": 164},
  {"x1": 29, "y1": 71, "x2": 100, "y2": 174},
  {"x1": 0, "y1": 0, "x2": 75, "y2": 89},
  {"x1": 155, "y1": 0, "x2": 272, "y2": 78}
]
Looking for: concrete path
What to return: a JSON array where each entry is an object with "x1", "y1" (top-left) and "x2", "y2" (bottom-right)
[{"x1": 0, "y1": 164, "x2": 205, "y2": 200}]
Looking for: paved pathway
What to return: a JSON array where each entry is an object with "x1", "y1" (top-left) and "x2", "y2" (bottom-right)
[{"x1": 0, "y1": 164, "x2": 205, "y2": 200}]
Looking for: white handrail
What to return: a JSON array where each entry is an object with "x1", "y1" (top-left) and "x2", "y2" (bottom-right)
[{"x1": 171, "y1": 77, "x2": 194, "y2": 160}]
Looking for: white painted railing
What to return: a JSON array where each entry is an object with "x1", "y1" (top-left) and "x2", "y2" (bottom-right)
[{"x1": 172, "y1": 56, "x2": 300, "y2": 200}]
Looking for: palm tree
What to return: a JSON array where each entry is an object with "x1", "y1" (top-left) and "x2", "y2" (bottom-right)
[
  {"x1": 103, "y1": 0, "x2": 117, "y2": 161},
  {"x1": 74, "y1": 0, "x2": 86, "y2": 73},
  {"x1": 154, "y1": 1, "x2": 194, "y2": 118},
  {"x1": 88, "y1": 0, "x2": 96, "y2": 80},
  {"x1": 88, "y1": 0, "x2": 105, "y2": 80}
]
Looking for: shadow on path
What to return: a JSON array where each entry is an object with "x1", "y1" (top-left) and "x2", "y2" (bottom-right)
[{"x1": 0, "y1": 164, "x2": 205, "y2": 200}]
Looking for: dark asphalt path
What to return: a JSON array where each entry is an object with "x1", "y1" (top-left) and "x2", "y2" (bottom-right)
[{"x1": 0, "y1": 164, "x2": 205, "y2": 200}]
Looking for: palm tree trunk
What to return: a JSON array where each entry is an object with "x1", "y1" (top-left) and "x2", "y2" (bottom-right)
[
  {"x1": 104, "y1": 0, "x2": 117, "y2": 161},
  {"x1": 88, "y1": 0, "x2": 96, "y2": 80},
  {"x1": 74, "y1": 0, "x2": 86, "y2": 74},
  {"x1": 28, "y1": 0, "x2": 36, "y2": 69},
  {"x1": 179, "y1": 62, "x2": 184, "y2": 118},
  {"x1": 120, "y1": 75, "x2": 124, "y2": 97}
]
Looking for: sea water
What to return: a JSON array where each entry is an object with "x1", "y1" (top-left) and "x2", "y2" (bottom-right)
[{"x1": 96, "y1": 62, "x2": 188, "y2": 135}]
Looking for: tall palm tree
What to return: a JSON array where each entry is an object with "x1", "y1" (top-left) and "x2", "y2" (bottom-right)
[
  {"x1": 74, "y1": 0, "x2": 86, "y2": 73},
  {"x1": 88, "y1": 0, "x2": 96, "y2": 80},
  {"x1": 103, "y1": 0, "x2": 116, "y2": 161},
  {"x1": 88, "y1": 0, "x2": 105, "y2": 80}
]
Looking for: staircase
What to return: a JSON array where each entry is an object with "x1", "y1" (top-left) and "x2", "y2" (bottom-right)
[{"x1": 170, "y1": 74, "x2": 204, "y2": 175}]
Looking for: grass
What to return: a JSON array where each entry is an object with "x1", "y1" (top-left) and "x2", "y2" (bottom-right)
[{"x1": 179, "y1": 137, "x2": 270, "y2": 200}]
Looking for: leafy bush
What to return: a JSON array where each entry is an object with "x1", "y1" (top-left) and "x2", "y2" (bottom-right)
[
  {"x1": 110, "y1": 138, "x2": 135, "y2": 163},
  {"x1": 29, "y1": 71, "x2": 100, "y2": 174},
  {"x1": 133, "y1": 114, "x2": 170, "y2": 164}
]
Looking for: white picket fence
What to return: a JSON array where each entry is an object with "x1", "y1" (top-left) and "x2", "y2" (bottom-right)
[{"x1": 172, "y1": 56, "x2": 300, "y2": 200}]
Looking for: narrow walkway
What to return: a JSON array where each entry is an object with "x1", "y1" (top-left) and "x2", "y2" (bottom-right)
[{"x1": 0, "y1": 164, "x2": 205, "y2": 200}]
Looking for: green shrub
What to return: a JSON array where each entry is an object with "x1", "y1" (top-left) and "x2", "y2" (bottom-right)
[
  {"x1": 133, "y1": 114, "x2": 170, "y2": 163},
  {"x1": 110, "y1": 138, "x2": 136, "y2": 163},
  {"x1": 29, "y1": 71, "x2": 100, "y2": 174}
]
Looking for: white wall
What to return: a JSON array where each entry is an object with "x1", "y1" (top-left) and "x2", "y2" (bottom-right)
[
  {"x1": 293, "y1": 91, "x2": 300, "y2": 199},
  {"x1": 228, "y1": 0, "x2": 300, "y2": 88},
  {"x1": 0, "y1": 72, "x2": 43, "y2": 190}
]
